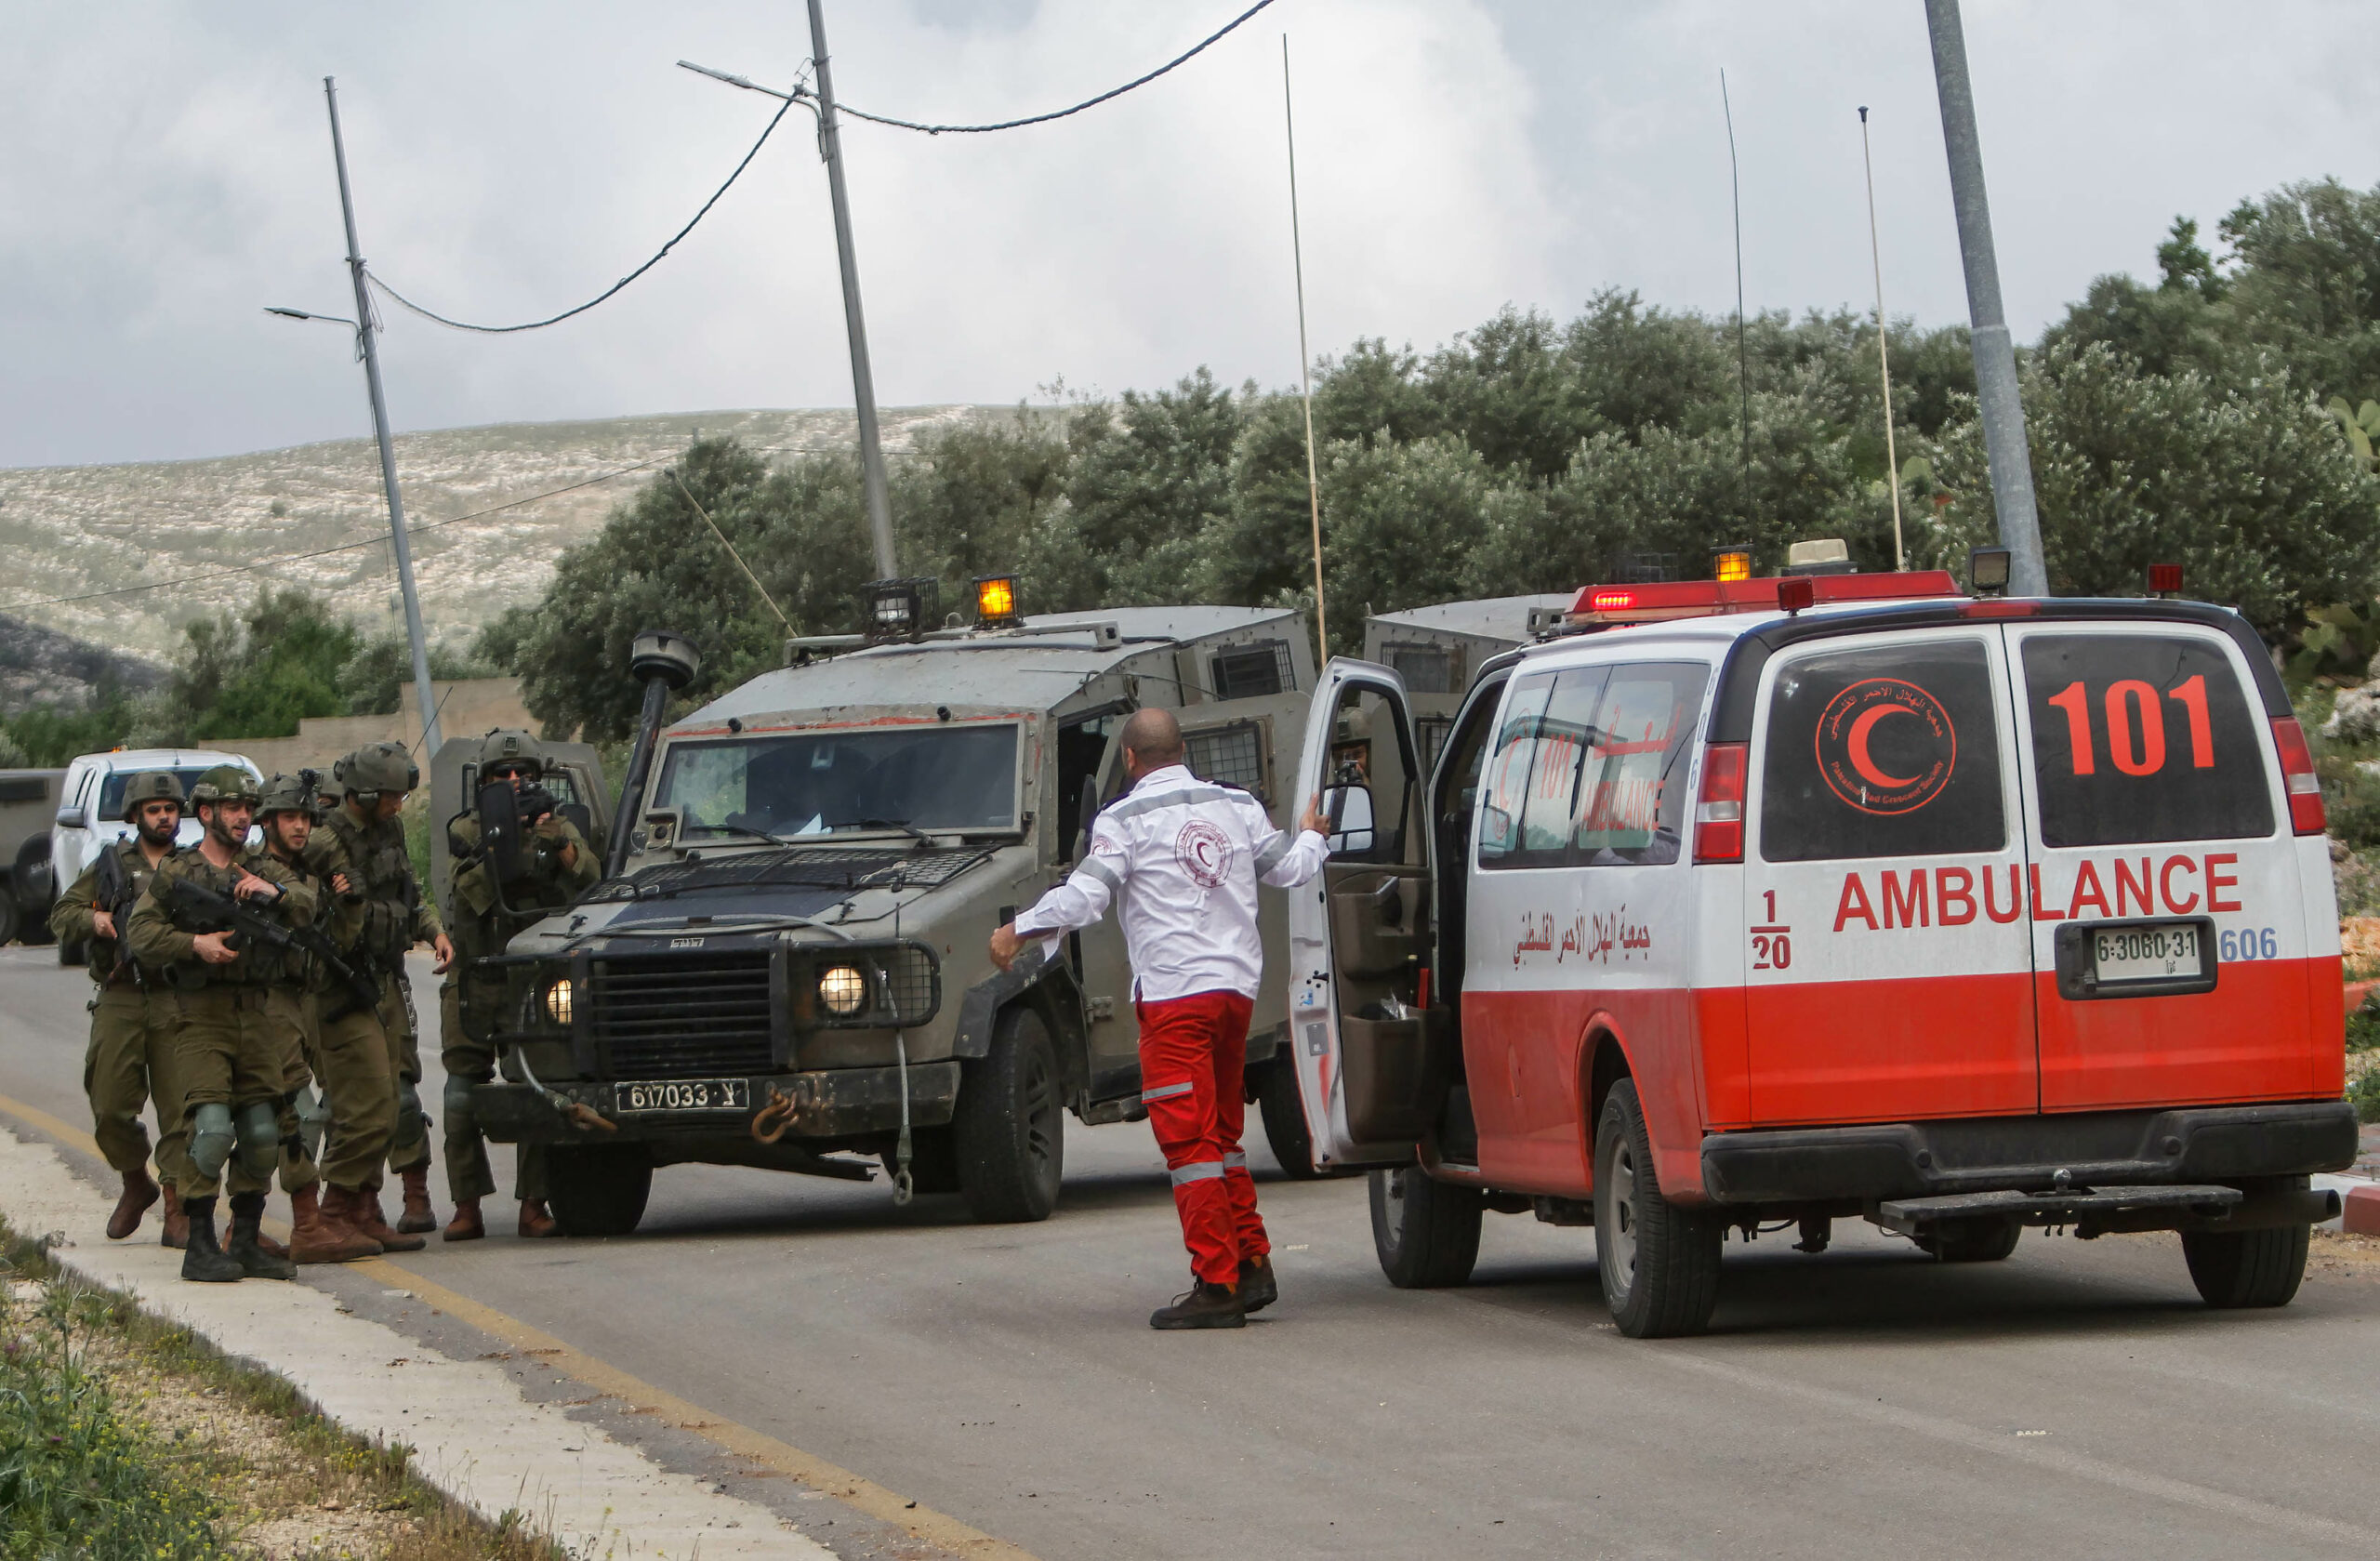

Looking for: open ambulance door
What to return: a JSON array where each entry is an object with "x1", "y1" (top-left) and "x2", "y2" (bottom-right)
[{"x1": 1285, "y1": 658, "x2": 1447, "y2": 1171}]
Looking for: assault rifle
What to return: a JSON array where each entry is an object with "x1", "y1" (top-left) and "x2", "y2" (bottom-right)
[
  {"x1": 158, "y1": 877, "x2": 381, "y2": 1024},
  {"x1": 91, "y1": 849, "x2": 143, "y2": 987}
]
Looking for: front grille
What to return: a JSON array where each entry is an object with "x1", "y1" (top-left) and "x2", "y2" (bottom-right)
[{"x1": 588, "y1": 950, "x2": 774, "y2": 1078}]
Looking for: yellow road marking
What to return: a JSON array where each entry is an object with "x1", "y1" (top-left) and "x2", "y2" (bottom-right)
[{"x1": 0, "y1": 1091, "x2": 1038, "y2": 1561}]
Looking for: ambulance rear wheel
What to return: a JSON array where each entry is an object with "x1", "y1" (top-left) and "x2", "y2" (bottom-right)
[
  {"x1": 545, "y1": 1144, "x2": 652, "y2": 1237},
  {"x1": 1369, "y1": 1167, "x2": 1482, "y2": 1288},
  {"x1": 1593, "y1": 1079, "x2": 1721, "y2": 1339},
  {"x1": 1257, "y1": 1056, "x2": 1325, "y2": 1179},
  {"x1": 2182, "y1": 1222, "x2": 2310, "y2": 1309},
  {"x1": 955, "y1": 1006, "x2": 1064, "y2": 1224},
  {"x1": 1917, "y1": 1218, "x2": 2021, "y2": 1263}
]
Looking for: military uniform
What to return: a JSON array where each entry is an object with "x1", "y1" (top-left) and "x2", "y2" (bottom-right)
[
  {"x1": 125, "y1": 768, "x2": 317, "y2": 1283},
  {"x1": 441, "y1": 730, "x2": 600, "y2": 1234},
  {"x1": 46, "y1": 771, "x2": 191, "y2": 1241}
]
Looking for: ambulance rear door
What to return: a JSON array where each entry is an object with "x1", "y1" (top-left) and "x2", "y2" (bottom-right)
[
  {"x1": 2004, "y1": 617, "x2": 2325, "y2": 1108},
  {"x1": 1742, "y1": 625, "x2": 2038, "y2": 1124},
  {"x1": 1285, "y1": 659, "x2": 1440, "y2": 1171}
]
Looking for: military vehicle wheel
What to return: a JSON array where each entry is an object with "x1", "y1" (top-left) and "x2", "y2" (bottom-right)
[
  {"x1": 2183, "y1": 1222, "x2": 2310, "y2": 1308},
  {"x1": 1370, "y1": 1166, "x2": 1482, "y2": 1288},
  {"x1": 954, "y1": 1006, "x2": 1063, "y2": 1224},
  {"x1": 545, "y1": 1144, "x2": 652, "y2": 1237},
  {"x1": 0, "y1": 893, "x2": 18, "y2": 946},
  {"x1": 881, "y1": 1127, "x2": 963, "y2": 1196},
  {"x1": 1256, "y1": 1054, "x2": 1325, "y2": 1179}
]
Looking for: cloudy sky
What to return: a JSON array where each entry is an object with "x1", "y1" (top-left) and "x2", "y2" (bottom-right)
[{"x1": 4, "y1": 1, "x2": 2373, "y2": 469}]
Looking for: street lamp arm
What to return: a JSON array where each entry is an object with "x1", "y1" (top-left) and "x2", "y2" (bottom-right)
[
  {"x1": 263, "y1": 306, "x2": 358, "y2": 326},
  {"x1": 676, "y1": 60, "x2": 816, "y2": 111}
]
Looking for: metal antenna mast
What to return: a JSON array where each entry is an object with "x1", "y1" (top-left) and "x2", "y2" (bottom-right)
[
  {"x1": 1282, "y1": 35, "x2": 1327, "y2": 664},
  {"x1": 1924, "y1": 0, "x2": 2047, "y2": 595},
  {"x1": 1858, "y1": 105, "x2": 1905, "y2": 572},
  {"x1": 323, "y1": 77, "x2": 443, "y2": 760}
]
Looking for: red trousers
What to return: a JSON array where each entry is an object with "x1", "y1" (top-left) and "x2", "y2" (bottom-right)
[{"x1": 1138, "y1": 989, "x2": 1268, "y2": 1286}]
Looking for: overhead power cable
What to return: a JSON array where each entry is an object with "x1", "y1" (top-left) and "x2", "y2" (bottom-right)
[
  {"x1": 833, "y1": 0, "x2": 1277, "y2": 135},
  {"x1": 368, "y1": 93, "x2": 799, "y2": 335},
  {"x1": 0, "y1": 456, "x2": 669, "y2": 613}
]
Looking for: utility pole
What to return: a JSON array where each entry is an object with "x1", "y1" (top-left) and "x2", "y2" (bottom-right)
[
  {"x1": 323, "y1": 76, "x2": 443, "y2": 759},
  {"x1": 1923, "y1": 0, "x2": 2049, "y2": 597},
  {"x1": 805, "y1": 0, "x2": 898, "y2": 579}
]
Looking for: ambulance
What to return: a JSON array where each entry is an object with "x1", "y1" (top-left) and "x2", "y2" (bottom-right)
[{"x1": 1284, "y1": 558, "x2": 2356, "y2": 1336}]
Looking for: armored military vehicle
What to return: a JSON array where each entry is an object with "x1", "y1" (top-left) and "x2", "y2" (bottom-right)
[{"x1": 471, "y1": 586, "x2": 1320, "y2": 1236}]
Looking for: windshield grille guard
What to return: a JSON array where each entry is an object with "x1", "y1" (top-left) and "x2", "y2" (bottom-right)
[{"x1": 583, "y1": 843, "x2": 996, "y2": 904}]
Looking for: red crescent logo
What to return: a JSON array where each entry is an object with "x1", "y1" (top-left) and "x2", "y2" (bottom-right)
[{"x1": 1845, "y1": 704, "x2": 1919, "y2": 788}]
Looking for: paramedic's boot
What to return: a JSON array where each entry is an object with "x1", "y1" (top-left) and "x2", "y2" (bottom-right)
[
  {"x1": 1237, "y1": 1255, "x2": 1278, "y2": 1315},
  {"x1": 1150, "y1": 1279, "x2": 1245, "y2": 1330},
  {"x1": 106, "y1": 1167, "x2": 159, "y2": 1240},
  {"x1": 159, "y1": 1185, "x2": 189, "y2": 1250},
  {"x1": 517, "y1": 1198, "x2": 559, "y2": 1239},
  {"x1": 290, "y1": 1184, "x2": 380, "y2": 1263},
  {"x1": 396, "y1": 1167, "x2": 438, "y2": 1235},
  {"x1": 353, "y1": 1184, "x2": 426, "y2": 1252},
  {"x1": 178, "y1": 1198, "x2": 245, "y2": 1284},
  {"x1": 225, "y1": 1193, "x2": 296, "y2": 1280},
  {"x1": 443, "y1": 1197, "x2": 484, "y2": 1242}
]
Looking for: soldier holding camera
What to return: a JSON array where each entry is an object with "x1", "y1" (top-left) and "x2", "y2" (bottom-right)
[{"x1": 441, "y1": 730, "x2": 599, "y2": 1240}]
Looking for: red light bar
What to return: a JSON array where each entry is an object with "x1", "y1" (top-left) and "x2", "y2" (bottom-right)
[
  {"x1": 1567, "y1": 571, "x2": 1961, "y2": 622},
  {"x1": 1589, "y1": 589, "x2": 1635, "y2": 613}
]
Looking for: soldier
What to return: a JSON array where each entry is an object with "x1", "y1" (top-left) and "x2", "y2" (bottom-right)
[
  {"x1": 46, "y1": 770, "x2": 192, "y2": 1244},
  {"x1": 441, "y1": 730, "x2": 599, "y2": 1240},
  {"x1": 126, "y1": 767, "x2": 317, "y2": 1283},
  {"x1": 255, "y1": 774, "x2": 382, "y2": 1263},
  {"x1": 318, "y1": 741, "x2": 453, "y2": 1245}
]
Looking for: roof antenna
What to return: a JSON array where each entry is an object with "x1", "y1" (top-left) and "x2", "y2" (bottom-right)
[
  {"x1": 1282, "y1": 34, "x2": 1328, "y2": 667},
  {"x1": 1721, "y1": 70, "x2": 1751, "y2": 540},
  {"x1": 1858, "y1": 105, "x2": 1907, "y2": 571}
]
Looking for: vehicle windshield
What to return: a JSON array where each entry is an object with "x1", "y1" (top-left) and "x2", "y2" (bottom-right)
[
  {"x1": 98, "y1": 767, "x2": 218, "y2": 820},
  {"x1": 654, "y1": 724, "x2": 1021, "y2": 839}
]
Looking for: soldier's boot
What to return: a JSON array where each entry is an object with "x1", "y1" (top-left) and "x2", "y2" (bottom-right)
[
  {"x1": 397, "y1": 1167, "x2": 439, "y2": 1235},
  {"x1": 178, "y1": 1197, "x2": 245, "y2": 1284},
  {"x1": 225, "y1": 1193, "x2": 296, "y2": 1280},
  {"x1": 443, "y1": 1197, "x2": 485, "y2": 1242},
  {"x1": 291, "y1": 1184, "x2": 381, "y2": 1263},
  {"x1": 106, "y1": 1167, "x2": 160, "y2": 1240},
  {"x1": 353, "y1": 1184, "x2": 427, "y2": 1253},
  {"x1": 518, "y1": 1198, "x2": 560, "y2": 1239},
  {"x1": 160, "y1": 1185, "x2": 190, "y2": 1250}
]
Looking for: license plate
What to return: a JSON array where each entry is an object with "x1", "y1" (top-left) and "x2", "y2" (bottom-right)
[
  {"x1": 618, "y1": 1078, "x2": 750, "y2": 1113},
  {"x1": 2091, "y1": 922, "x2": 2204, "y2": 985}
]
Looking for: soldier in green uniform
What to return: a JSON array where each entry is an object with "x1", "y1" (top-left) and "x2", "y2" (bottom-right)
[
  {"x1": 255, "y1": 774, "x2": 382, "y2": 1263},
  {"x1": 126, "y1": 768, "x2": 317, "y2": 1283},
  {"x1": 46, "y1": 770, "x2": 192, "y2": 1244},
  {"x1": 441, "y1": 731, "x2": 600, "y2": 1240},
  {"x1": 319, "y1": 741, "x2": 453, "y2": 1244}
]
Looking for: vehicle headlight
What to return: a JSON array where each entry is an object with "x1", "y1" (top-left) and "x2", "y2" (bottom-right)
[
  {"x1": 544, "y1": 978, "x2": 574, "y2": 1026},
  {"x1": 818, "y1": 965, "x2": 867, "y2": 1016}
]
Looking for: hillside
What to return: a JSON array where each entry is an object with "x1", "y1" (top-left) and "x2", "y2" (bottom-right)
[
  {"x1": 0, "y1": 612, "x2": 165, "y2": 717},
  {"x1": 0, "y1": 405, "x2": 1005, "y2": 667}
]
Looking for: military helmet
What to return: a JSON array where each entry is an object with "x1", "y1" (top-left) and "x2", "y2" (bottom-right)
[
  {"x1": 117, "y1": 770, "x2": 186, "y2": 823},
  {"x1": 477, "y1": 728, "x2": 548, "y2": 778},
  {"x1": 337, "y1": 740, "x2": 419, "y2": 801},
  {"x1": 186, "y1": 765, "x2": 260, "y2": 809},
  {"x1": 256, "y1": 773, "x2": 319, "y2": 821}
]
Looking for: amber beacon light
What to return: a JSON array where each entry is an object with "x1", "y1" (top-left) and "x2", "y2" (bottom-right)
[
  {"x1": 1712, "y1": 546, "x2": 1753, "y2": 584},
  {"x1": 974, "y1": 574, "x2": 1020, "y2": 626}
]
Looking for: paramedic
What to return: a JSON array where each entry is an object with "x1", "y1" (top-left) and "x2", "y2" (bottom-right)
[{"x1": 989, "y1": 707, "x2": 1329, "y2": 1329}]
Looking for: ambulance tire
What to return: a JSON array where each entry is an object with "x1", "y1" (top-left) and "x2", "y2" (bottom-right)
[
  {"x1": 1593, "y1": 1079, "x2": 1722, "y2": 1339},
  {"x1": 1368, "y1": 1167, "x2": 1482, "y2": 1288},
  {"x1": 1256, "y1": 1056, "x2": 1326, "y2": 1179},
  {"x1": 954, "y1": 1007, "x2": 1064, "y2": 1224},
  {"x1": 544, "y1": 1144, "x2": 652, "y2": 1237},
  {"x1": 1917, "y1": 1218, "x2": 2021, "y2": 1263},
  {"x1": 2181, "y1": 1222, "x2": 2310, "y2": 1309}
]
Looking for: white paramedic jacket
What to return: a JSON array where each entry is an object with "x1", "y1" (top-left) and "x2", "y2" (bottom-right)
[{"x1": 1012, "y1": 763, "x2": 1329, "y2": 1003}]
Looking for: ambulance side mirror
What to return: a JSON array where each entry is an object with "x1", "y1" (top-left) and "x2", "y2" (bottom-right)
[{"x1": 1323, "y1": 784, "x2": 1376, "y2": 856}]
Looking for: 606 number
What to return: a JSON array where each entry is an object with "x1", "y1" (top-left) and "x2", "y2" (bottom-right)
[{"x1": 2218, "y1": 926, "x2": 2279, "y2": 961}]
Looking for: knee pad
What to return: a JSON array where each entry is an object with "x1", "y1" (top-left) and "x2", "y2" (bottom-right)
[
  {"x1": 293, "y1": 1084, "x2": 331, "y2": 1158},
  {"x1": 443, "y1": 1075, "x2": 479, "y2": 1135},
  {"x1": 396, "y1": 1078, "x2": 428, "y2": 1142},
  {"x1": 189, "y1": 1103, "x2": 236, "y2": 1181},
  {"x1": 234, "y1": 1100, "x2": 280, "y2": 1181}
]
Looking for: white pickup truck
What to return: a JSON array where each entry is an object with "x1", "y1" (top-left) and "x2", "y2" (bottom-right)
[{"x1": 49, "y1": 747, "x2": 259, "y2": 965}]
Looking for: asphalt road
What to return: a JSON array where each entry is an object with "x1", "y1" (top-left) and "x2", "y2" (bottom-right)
[{"x1": 6, "y1": 944, "x2": 2379, "y2": 1560}]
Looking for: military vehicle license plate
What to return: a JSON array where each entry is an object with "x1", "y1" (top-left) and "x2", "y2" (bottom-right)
[
  {"x1": 2091, "y1": 922, "x2": 2203, "y2": 985},
  {"x1": 618, "y1": 1078, "x2": 751, "y2": 1113}
]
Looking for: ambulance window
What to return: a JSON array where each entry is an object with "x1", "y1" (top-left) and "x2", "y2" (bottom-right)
[
  {"x1": 1572, "y1": 662, "x2": 1707, "y2": 866},
  {"x1": 1477, "y1": 672, "x2": 1556, "y2": 867},
  {"x1": 2020, "y1": 634, "x2": 2273, "y2": 846},
  {"x1": 1760, "y1": 639, "x2": 2005, "y2": 862}
]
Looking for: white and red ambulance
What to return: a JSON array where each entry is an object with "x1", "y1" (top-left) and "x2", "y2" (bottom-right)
[{"x1": 1284, "y1": 566, "x2": 2355, "y2": 1337}]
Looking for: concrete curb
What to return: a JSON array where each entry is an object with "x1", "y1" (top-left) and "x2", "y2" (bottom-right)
[{"x1": 0, "y1": 1122, "x2": 831, "y2": 1560}]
